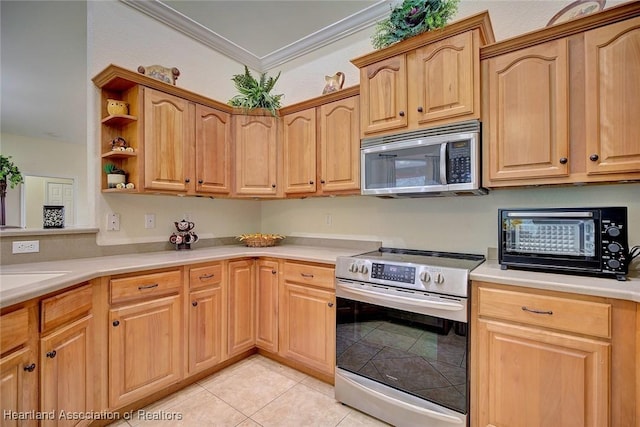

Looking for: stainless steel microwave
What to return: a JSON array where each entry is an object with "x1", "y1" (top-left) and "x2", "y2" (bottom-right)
[
  {"x1": 361, "y1": 120, "x2": 485, "y2": 197},
  {"x1": 499, "y1": 207, "x2": 629, "y2": 280}
]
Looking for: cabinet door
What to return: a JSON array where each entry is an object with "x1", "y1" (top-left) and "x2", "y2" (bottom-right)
[
  {"x1": 228, "y1": 259, "x2": 256, "y2": 356},
  {"x1": 256, "y1": 259, "x2": 279, "y2": 352},
  {"x1": 1, "y1": 348, "x2": 38, "y2": 427},
  {"x1": 40, "y1": 316, "x2": 93, "y2": 427},
  {"x1": 234, "y1": 115, "x2": 279, "y2": 195},
  {"x1": 360, "y1": 55, "x2": 407, "y2": 136},
  {"x1": 476, "y1": 319, "x2": 609, "y2": 427},
  {"x1": 188, "y1": 287, "x2": 224, "y2": 375},
  {"x1": 195, "y1": 104, "x2": 231, "y2": 194},
  {"x1": 109, "y1": 295, "x2": 182, "y2": 408},
  {"x1": 585, "y1": 17, "x2": 640, "y2": 176},
  {"x1": 144, "y1": 88, "x2": 195, "y2": 192},
  {"x1": 318, "y1": 96, "x2": 360, "y2": 193},
  {"x1": 279, "y1": 282, "x2": 335, "y2": 376},
  {"x1": 411, "y1": 31, "x2": 476, "y2": 126},
  {"x1": 283, "y1": 108, "x2": 317, "y2": 194},
  {"x1": 485, "y1": 39, "x2": 570, "y2": 183}
]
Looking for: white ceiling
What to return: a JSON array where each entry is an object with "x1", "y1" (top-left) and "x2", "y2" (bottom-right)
[{"x1": 0, "y1": 0, "x2": 628, "y2": 146}]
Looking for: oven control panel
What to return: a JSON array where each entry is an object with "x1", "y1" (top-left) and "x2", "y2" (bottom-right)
[{"x1": 371, "y1": 263, "x2": 415, "y2": 283}]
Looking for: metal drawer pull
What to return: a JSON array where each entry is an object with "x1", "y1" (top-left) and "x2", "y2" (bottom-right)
[
  {"x1": 138, "y1": 283, "x2": 159, "y2": 290},
  {"x1": 301, "y1": 273, "x2": 314, "y2": 278},
  {"x1": 521, "y1": 306, "x2": 553, "y2": 315},
  {"x1": 46, "y1": 350, "x2": 57, "y2": 359},
  {"x1": 23, "y1": 363, "x2": 36, "y2": 372},
  {"x1": 199, "y1": 274, "x2": 215, "y2": 280}
]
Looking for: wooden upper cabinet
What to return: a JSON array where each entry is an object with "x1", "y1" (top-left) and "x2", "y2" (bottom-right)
[
  {"x1": 359, "y1": 55, "x2": 408, "y2": 136},
  {"x1": 143, "y1": 87, "x2": 195, "y2": 192},
  {"x1": 584, "y1": 16, "x2": 640, "y2": 176},
  {"x1": 318, "y1": 96, "x2": 360, "y2": 193},
  {"x1": 233, "y1": 115, "x2": 279, "y2": 196},
  {"x1": 411, "y1": 31, "x2": 477, "y2": 126},
  {"x1": 283, "y1": 108, "x2": 317, "y2": 194},
  {"x1": 484, "y1": 39, "x2": 570, "y2": 183},
  {"x1": 353, "y1": 13, "x2": 493, "y2": 138},
  {"x1": 195, "y1": 105, "x2": 231, "y2": 194}
]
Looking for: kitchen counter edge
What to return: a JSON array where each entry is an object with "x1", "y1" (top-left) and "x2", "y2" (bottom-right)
[
  {"x1": 471, "y1": 260, "x2": 640, "y2": 303},
  {"x1": 0, "y1": 245, "x2": 363, "y2": 309}
]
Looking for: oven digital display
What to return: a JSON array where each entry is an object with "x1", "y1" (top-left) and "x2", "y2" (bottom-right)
[{"x1": 371, "y1": 263, "x2": 416, "y2": 283}]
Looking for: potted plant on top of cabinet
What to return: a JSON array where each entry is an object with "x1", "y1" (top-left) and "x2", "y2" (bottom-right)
[{"x1": 228, "y1": 65, "x2": 284, "y2": 117}]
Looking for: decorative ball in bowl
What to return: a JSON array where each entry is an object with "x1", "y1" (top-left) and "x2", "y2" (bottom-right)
[{"x1": 236, "y1": 233, "x2": 285, "y2": 247}]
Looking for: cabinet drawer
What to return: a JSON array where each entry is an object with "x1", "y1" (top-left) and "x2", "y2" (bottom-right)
[
  {"x1": 1, "y1": 307, "x2": 29, "y2": 352},
  {"x1": 189, "y1": 264, "x2": 223, "y2": 289},
  {"x1": 283, "y1": 261, "x2": 334, "y2": 290},
  {"x1": 41, "y1": 284, "x2": 92, "y2": 334},
  {"x1": 111, "y1": 269, "x2": 182, "y2": 304},
  {"x1": 477, "y1": 286, "x2": 611, "y2": 338}
]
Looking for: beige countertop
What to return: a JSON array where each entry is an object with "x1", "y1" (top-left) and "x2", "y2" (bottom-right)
[
  {"x1": 0, "y1": 244, "x2": 364, "y2": 309},
  {"x1": 471, "y1": 260, "x2": 640, "y2": 303}
]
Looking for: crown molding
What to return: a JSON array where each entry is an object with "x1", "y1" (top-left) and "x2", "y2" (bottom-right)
[{"x1": 120, "y1": 0, "x2": 389, "y2": 72}]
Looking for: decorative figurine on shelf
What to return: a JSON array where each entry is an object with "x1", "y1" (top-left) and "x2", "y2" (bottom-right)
[
  {"x1": 110, "y1": 136, "x2": 129, "y2": 151},
  {"x1": 106, "y1": 99, "x2": 129, "y2": 116},
  {"x1": 138, "y1": 65, "x2": 180, "y2": 85},
  {"x1": 322, "y1": 72, "x2": 345, "y2": 94},
  {"x1": 170, "y1": 219, "x2": 199, "y2": 250}
]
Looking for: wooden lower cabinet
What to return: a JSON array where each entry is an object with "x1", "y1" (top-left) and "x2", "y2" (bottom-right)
[
  {"x1": 40, "y1": 316, "x2": 94, "y2": 427},
  {"x1": 228, "y1": 259, "x2": 256, "y2": 357},
  {"x1": 1, "y1": 305, "x2": 38, "y2": 427},
  {"x1": 471, "y1": 281, "x2": 637, "y2": 427},
  {"x1": 187, "y1": 287, "x2": 225, "y2": 374},
  {"x1": 109, "y1": 294, "x2": 182, "y2": 408},
  {"x1": 256, "y1": 259, "x2": 280, "y2": 352},
  {"x1": 279, "y1": 281, "x2": 335, "y2": 376}
]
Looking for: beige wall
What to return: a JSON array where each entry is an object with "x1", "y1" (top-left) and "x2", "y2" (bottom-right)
[{"x1": 262, "y1": 184, "x2": 640, "y2": 256}]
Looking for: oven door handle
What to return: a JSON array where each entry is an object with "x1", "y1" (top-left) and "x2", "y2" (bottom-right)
[
  {"x1": 339, "y1": 369, "x2": 464, "y2": 424},
  {"x1": 337, "y1": 284, "x2": 465, "y2": 312}
]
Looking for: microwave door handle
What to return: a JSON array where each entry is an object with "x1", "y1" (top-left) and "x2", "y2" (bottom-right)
[
  {"x1": 439, "y1": 143, "x2": 448, "y2": 184},
  {"x1": 507, "y1": 212, "x2": 594, "y2": 218}
]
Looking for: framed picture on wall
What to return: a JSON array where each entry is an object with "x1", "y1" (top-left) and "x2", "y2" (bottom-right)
[{"x1": 547, "y1": 0, "x2": 606, "y2": 26}]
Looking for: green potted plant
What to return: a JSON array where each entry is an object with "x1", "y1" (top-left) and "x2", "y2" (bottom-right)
[
  {"x1": 103, "y1": 162, "x2": 126, "y2": 188},
  {"x1": 228, "y1": 65, "x2": 284, "y2": 116},
  {"x1": 0, "y1": 155, "x2": 24, "y2": 226},
  {"x1": 372, "y1": 0, "x2": 460, "y2": 49}
]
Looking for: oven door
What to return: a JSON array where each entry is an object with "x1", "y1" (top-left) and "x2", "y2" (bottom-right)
[{"x1": 335, "y1": 279, "x2": 469, "y2": 426}]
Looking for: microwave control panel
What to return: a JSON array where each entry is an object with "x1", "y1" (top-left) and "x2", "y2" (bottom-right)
[{"x1": 447, "y1": 141, "x2": 472, "y2": 184}]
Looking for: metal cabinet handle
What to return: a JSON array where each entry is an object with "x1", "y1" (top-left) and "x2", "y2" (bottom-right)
[
  {"x1": 23, "y1": 363, "x2": 36, "y2": 372},
  {"x1": 112, "y1": 320, "x2": 120, "y2": 327},
  {"x1": 309, "y1": 180, "x2": 314, "y2": 185},
  {"x1": 138, "y1": 283, "x2": 159, "y2": 290},
  {"x1": 417, "y1": 106, "x2": 423, "y2": 112},
  {"x1": 320, "y1": 180, "x2": 326, "y2": 184},
  {"x1": 399, "y1": 111, "x2": 405, "y2": 117},
  {"x1": 46, "y1": 350, "x2": 57, "y2": 359},
  {"x1": 185, "y1": 178, "x2": 191, "y2": 183},
  {"x1": 521, "y1": 306, "x2": 553, "y2": 315},
  {"x1": 192, "y1": 301, "x2": 198, "y2": 307},
  {"x1": 559, "y1": 157, "x2": 568, "y2": 164},
  {"x1": 589, "y1": 154, "x2": 599, "y2": 162},
  {"x1": 272, "y1": 184, "x2": 277, "y2": 188},
  {"x1": 327, "y1": 302, "x2": 334, "y2": 307},
  {"x1": 271, "y1": 270, "x2": 277, "y2": 275},
  {"x1": 198, "y1": 179, "x2": 204, "y2": 184},
  {"x1": 199, "y1": 273, "x2": 215, "y2": 280},
  {"x1": 301, "y1": 273, "x2": 314, "y2": 278}
]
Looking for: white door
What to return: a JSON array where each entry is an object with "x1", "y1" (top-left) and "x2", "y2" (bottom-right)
[{"x1": 46, "y1": 182, "x2": 74, "y2": 225}]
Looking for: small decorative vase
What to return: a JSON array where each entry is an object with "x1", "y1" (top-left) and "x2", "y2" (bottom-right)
[{"x1": 107, "y1": 99, "x2": 129, "y2": 115}]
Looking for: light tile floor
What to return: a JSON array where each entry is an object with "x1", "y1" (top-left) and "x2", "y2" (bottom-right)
[{"x1": 107, "y1": 355, "x2": 390, "y2": 427}]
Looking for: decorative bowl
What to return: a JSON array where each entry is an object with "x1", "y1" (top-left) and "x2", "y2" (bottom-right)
[{"x1": 236, "y1": 233, "x2": 285, "y2": 247}]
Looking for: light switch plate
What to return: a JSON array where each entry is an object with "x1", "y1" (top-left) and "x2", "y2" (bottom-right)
[
  {"x1": 145, "y1": 213, "x2": 155, "y2": 229},
  {"x1": 107, "y1": 213, "x2": 120, "y2": 231}
]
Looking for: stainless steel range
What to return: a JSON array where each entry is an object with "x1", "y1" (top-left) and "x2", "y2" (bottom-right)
[{"x1": 334, "y1": 248, "x2": 484, "y2": 427}]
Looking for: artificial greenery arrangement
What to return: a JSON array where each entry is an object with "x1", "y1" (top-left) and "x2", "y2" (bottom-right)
[
  {"x1": 103, "y1": 163, "x2": 125, "y2": 175},
  {"x1": 372, "y1": 0, "x2": 460, "y2": 49},
  {"x1": 228, "y1": 65, "x2": 284, "y2": 116},
  {"x1": 0, "y1": 155, "x2": 23, "y2": 189}
]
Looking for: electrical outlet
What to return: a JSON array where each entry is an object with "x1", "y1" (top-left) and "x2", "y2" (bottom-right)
[
  {"x1": 107, "y1": 213, "x2": 120, "y2": 231},
  {"x1": 12, "y1": 240, "x2": 40, "y2": 254},
  {"x1": 145, "y1": 213, "x2": 156, "y2": 229},
  {"x1": 325, "y1": 213, "x2": 332, "y2": 226}
]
